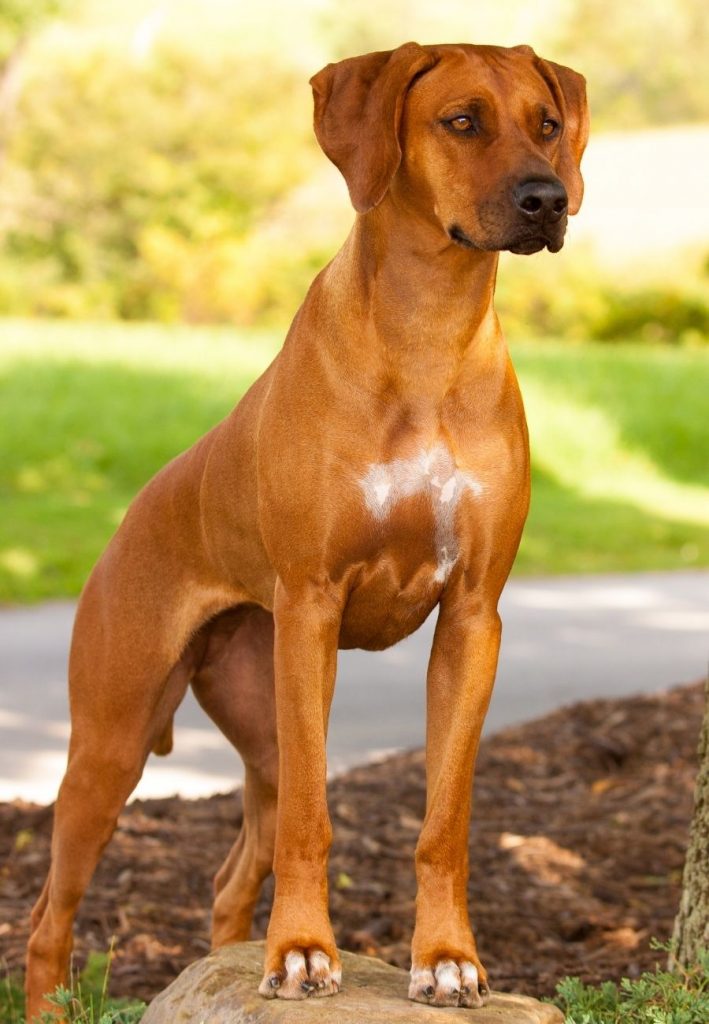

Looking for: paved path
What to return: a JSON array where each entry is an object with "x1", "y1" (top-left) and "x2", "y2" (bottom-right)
[{"x1": 1, "y1": 571, "x2": 706, "y2": 803}]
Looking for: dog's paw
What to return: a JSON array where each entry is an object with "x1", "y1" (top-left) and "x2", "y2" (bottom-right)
[
  {"x1": 409, "y1": 958, "x2": 490, "y2": 1008},
  {"x1": 259, "y1": 948, "x2": 341, "y2": 1000}
]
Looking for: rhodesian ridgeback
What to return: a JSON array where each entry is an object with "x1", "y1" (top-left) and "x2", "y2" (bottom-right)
[{"x1": 26, "y1": 41, "x2": 588, "y2": 1017}]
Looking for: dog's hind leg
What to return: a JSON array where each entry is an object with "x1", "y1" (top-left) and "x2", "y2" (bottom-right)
[
  {"x1": 191, "y1": 605, "x2": 278, "y2": 946},
  {"x1": 25, "y1": 569, "x2": 230, "y2": 1021}
]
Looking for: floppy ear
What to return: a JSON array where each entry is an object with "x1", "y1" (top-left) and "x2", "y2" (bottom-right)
[
  {"x1": 535, "y1": 58, "x2": 590, "y2": 215},
  {"x1": 310, "y1": 42, "x2": 437, "y2": 214}
]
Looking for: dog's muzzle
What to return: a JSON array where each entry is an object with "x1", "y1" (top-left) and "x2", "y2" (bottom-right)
[
  {"x1": 508, "y1": 178, "x2": 568, "y2": 253},
  {"x1": 448, "y1": 175, "x2": 569, "y2": 255}
]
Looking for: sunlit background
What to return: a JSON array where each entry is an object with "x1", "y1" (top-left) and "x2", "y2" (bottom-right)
[
  {"x1": 1, "y1": 0, "x2": 709, "y2": 606},
  {"x1": 1, "y1": 19, "x2": 708, "y2": 1015},
  {"x1": 0, "y1": 0, "x2": 708, "y2": 805},
  {"x1": 0, "y1": 0, "x2": 707, "y2": 601}
]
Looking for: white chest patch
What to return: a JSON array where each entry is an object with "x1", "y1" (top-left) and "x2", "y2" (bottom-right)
[{"x1": 359, "y1": 444, "x2": 484, "y2": 583}]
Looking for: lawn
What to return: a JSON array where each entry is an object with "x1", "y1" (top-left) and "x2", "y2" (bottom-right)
[{"x1": 1, "y1": 318, "x2": 707, "y2": 603}]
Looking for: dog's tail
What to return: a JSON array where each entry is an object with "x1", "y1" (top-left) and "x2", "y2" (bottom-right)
[{"x1": 151, "y1": 717, "x2": 174, "y2": 757}]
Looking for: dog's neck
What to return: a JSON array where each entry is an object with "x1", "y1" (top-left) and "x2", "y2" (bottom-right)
[
  {"x1": 351, "y1": 202, "x2": 499, "y2": 337},
  {"x1": 316, "y1": 196, "x2": 505, "y2": 408}
]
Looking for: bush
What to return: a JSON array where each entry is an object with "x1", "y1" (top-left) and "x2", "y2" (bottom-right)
[
  {"x1": 496, "y1": 247, "x2": 709, "y2": 345},
  {"x1": 591, "y1": 288, "x2": 709, "y2": 345},
  {"x1": 0, "y1": 45, "x2": 320, "y2": 322}
]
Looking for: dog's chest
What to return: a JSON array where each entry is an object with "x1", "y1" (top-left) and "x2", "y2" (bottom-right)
[
  {"x1": 337, "y1": 442, "x2": 483, "y2": 650},
  {"x1": 358, "y1": 443, "x2": 483, "y2": 584}
]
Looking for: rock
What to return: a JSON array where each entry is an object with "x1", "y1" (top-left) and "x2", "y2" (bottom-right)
[{"x1": 141, "y1": 941, "x2": 563, "y2": 1023}]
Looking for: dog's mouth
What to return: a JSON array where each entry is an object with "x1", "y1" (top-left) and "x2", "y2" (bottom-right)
[
  {"x1": 508, "y1": 235, "x2": 563, "y2": 255},
  {"x1": 448, "y1": 225, "x2": 478, "y2": 249},
  {"x1": 448, "y1": 224, "x2": 565, "y2": 255}
]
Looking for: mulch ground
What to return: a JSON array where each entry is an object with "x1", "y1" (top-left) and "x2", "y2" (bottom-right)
[{"x1": 1, "y1": 681, "x2": 704, "y2": 1002}]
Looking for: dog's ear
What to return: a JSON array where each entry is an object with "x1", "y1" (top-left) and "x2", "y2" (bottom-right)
[
  {"x1": 310, "y1": 42, "x2": 437, "y2": 214},
  {"x1": 535, "y1": 57, "x2": 589, "y2": 216}
]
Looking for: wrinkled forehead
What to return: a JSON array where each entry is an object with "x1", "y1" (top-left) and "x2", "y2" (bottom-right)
[{"x1": 407, "y1": 44, "x2": 557, "y2": 117}]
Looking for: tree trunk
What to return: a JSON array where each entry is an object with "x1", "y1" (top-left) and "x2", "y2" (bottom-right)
[
  {"x1": 0, "y1": 37, "x2": 27, "y2": 168},
  {"x1": 671, "y1": 676, "x2": 709, "y2": 965}
]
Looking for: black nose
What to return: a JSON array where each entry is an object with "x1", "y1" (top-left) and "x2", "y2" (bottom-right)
[{"x1": 513, "y1": 179, "x2": 568, "y2": 224}]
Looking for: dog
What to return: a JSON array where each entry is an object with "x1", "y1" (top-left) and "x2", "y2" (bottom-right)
[{"x1": 26, "y1": 41, "x2": 588, "y2": 1017}]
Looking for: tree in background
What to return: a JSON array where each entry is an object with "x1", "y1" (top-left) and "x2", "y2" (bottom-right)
[
  {"x1": 0, "y1": 0, "x2": 67, "y2": 68},
  {"x1": 672, "y1": 680, "x2": 709, "y2": 966},
  {"x1": 0, "y1": 1, "x2": 73, "y2": 162}
]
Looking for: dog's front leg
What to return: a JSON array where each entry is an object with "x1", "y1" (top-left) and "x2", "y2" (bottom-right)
[
  {"x1": 410, "y1": 587, "x2": 501, "y2": 1009},
  {"x1": 259, "y1": 579, "x2": 342, "y2": 1000}
]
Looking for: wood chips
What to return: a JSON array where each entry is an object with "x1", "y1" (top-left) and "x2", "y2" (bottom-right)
[{"x1": 1, "y1": 681, "x2": 703, "y2": 1001}]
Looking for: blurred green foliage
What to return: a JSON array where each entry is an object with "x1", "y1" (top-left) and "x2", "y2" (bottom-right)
[
  {"x1": 0, "y1": 45, "x2": 325, "y2": 321},
  {"x1": 496, "y1": 247, "x2": 709, "y2": 346},
  {"x1": 0, "y1": 0, "x2": 706, "y2": 333}
]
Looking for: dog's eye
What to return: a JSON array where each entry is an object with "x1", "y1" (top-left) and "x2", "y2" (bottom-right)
[
  {"x1": 448, "y1": 115, "x2": 475, "y2": 133},
  {"x1": 541, "y1": 118, "x2": 559, "y2": 138}
]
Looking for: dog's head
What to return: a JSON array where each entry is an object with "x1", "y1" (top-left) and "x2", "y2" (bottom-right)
[{"x1": 311, "y1": 42, "x2": 589, "y2": 254}]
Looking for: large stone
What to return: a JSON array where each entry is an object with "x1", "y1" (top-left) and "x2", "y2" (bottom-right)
[{"x1": 141, "y1": 941, "x2": 563, "y2": 1023}]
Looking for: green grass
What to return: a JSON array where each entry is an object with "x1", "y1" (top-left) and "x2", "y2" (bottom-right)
[
  {"x1": 513, "y1": 340, "x2": 709, "y2": 575},
  {"x1": 1, "y1": 319, "x2": 708, "y2": 603},
  {"x1": 0, "y1": 320, "x2": 278, "y2": 602}
]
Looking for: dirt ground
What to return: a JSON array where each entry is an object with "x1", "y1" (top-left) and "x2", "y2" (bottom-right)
[{"x1": 1, "y1": 681, "x2": 703, "y2": 1002}]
